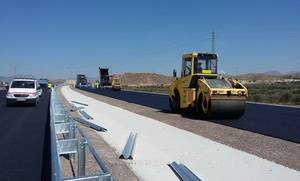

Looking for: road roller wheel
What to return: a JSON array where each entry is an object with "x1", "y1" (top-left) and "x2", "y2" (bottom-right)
[
  {"x1": 201, "y1": 96, "x2": 209, "y2": 115},
  {"x1": 196, "y1": 93, "x2": 208, "y2": 117},
  {"x1": 169, "y1": 93, "x2": 180, "y2": 113}
]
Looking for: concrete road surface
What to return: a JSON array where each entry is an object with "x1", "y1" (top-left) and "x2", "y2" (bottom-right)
[
  {"x1": 81, "y1": 87, "x2": 300, "y2": 143},
  {"x1": 0, "y1": 90, "x2": 51, "y2": 181}
]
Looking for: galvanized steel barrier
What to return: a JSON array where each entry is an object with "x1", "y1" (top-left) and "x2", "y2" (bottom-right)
[
  {"x1": 169, "y1": 162, "x2": 201, "y2": 181},
  {"x1": 50, "y1": 88, "x2": 114, "y2": 181}
]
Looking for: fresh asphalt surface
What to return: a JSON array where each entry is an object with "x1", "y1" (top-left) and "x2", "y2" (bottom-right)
[
  {"x1": 81, "y1": 87, "x2": 300, "y2": 143},
  {"x1": 0, "y1": 90, "x2": 51, "y2": 181}
]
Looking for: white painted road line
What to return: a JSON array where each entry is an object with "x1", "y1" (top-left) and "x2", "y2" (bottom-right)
[
  {"x1": 62, "y1": 86, "x2": 300, "y2": 181},
  {"x1": 247, "y1": 101, "x2": 300, "y2": 108}
]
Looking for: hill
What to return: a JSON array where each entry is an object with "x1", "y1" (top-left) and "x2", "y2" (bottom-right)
[
  {"x1": 119, "y1": 73, "x2": 173, "y2": 86},
  {"x1": 231, "y1": 72, "x2": 300, "y2": 81},
  {"x1": 0, "y1": 76, "x2": 13, "y2": 82},
  {"x1": 109, "y1": 71, "x2": 300, "y2": 86}
]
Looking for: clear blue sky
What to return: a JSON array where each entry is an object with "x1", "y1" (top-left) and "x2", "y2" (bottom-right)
[{"x1": 0, "y1": 0, "x2": 299, "y2": 78}]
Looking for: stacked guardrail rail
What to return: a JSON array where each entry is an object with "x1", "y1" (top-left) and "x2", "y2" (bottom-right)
[{"x1": 50, "y1": 88, "x2": 114, "y2": 181}]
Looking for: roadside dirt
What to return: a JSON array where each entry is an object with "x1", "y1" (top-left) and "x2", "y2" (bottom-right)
[
  {"x1": 58, "y1": 87, "x2": 140, "y2": 181},
  {"x1": 72, "y1": 86, "x2": 300, "y2": 171}
]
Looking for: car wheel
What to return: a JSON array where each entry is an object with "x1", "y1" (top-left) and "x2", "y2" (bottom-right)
[{"x1": 32, "y1": 99, "x2": 39, "y2": 106}]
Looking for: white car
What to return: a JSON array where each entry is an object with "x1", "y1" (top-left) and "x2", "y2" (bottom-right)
[{"x1": 6, "y1": 78, "x2": 40, "y2": 106}]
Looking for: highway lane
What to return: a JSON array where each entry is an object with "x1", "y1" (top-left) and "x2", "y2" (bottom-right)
[
  {"x1": 80, "y1": 87, "x2": 300, "y2": 143},
  {"x1": 0, "y1": 90, "x2": 51, "y2": 181}
]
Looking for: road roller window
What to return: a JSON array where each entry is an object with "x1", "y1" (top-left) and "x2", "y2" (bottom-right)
[
  {"x1": 195, "y1": 61, "x2": 204, "y2": 73},
  {"x1": 195, "y1": 55, "x2": 217, "y2": 74},
  {"x1": 182, "y1": 58, "x2": 192, "y2": 77}
]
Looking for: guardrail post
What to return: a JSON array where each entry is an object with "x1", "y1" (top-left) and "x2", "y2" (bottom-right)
[
  {"x1": 70, "y1": 123, "x2": 76, "y2": 160},
  {"x1": 78, "y1": 138, "x2": 87, "y2": 176},
  {"x1": 69, "y1": 123, "x2": 75, "y2": 139}
]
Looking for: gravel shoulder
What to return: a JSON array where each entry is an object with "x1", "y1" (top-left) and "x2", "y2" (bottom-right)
[
  {"x1": 72, "y1": 86, "x2": 300, "y2": 171},
  {"x1": 58, "y1": 87, "x2": 139, "y2": 181}
]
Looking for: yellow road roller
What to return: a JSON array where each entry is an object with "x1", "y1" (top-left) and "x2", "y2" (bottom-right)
[
  {"x1": 168, "y1": 52, "x2": 248, "y2": 119},
  {"x1": 112, "y1": 76, "x2": 122, "y2": 91}
]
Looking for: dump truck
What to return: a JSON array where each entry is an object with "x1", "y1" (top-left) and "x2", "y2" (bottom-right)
[
  {"x1": 99, "y1": 67, "x2": 111, "y2": 87},
  {"x1": 75, "y1": 74, "x2": 88, "y2": 88},
  {"x1": 111, "y1": 76, "x2": 122, "y2": 91},
  {"x1": 168, "y1": 52, "x2": 248, "y2": 119}
]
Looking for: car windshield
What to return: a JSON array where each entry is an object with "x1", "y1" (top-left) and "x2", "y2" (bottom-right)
[{"x1": 11, "y1": 81, "x2": 35, "y2": 88}]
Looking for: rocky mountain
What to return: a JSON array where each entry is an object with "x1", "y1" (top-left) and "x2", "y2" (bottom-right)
[{"x1": 263, "y1": 70, "x2": 281, "y2": 76}]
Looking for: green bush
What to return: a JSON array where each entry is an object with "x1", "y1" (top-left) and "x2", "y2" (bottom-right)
[{"x1": 247, "y1": 81, "x2": 300, "y2": 105}]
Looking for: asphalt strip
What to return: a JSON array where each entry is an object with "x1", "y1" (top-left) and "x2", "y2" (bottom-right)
[{"x1": 61, "y1": 85, "x2": 300, "y2": 181}]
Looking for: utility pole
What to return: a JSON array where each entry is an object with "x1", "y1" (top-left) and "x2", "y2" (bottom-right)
[{"x1": 211, "y1": 31, "x2": 216, "y2": 53}]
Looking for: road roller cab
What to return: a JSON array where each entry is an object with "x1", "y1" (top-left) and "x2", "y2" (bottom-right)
[{"x1": 168, "y1": 52, "x2": 248, "y2": 119}]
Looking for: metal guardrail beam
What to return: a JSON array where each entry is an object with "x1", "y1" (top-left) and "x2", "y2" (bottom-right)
[
  {"x1": 69, "y1": 104, "x2": 84, "y2": 112},
  {"x1": 79, "y1": 110, "x2": 93, "y2": 120},
  {"x1": 69, "y1": 104, "x2": 78, "y2": 112},
  {"x1": 169, "y1": 161, "x2": 201, "y2": 181},
  {"x1": 73, "y1": 117, "x2": 107, "y2": 132},
  {"x1": 64, "y1": 174, "x2": 113, "y2": 181},
  {"x1": 71, "y1": 101, "x2": 88, "y2": 107},
  {"x1": 50, "y1": 101, "x2": 63, "y2": 181},
  {"x1": 55, "y1": 123, "x2": 73, "y2": 134},
  {"x1": 54, "y1": 114, "x2": 69, "y2": 123},
  {"x1": 57, "y1": 139, "x2": 79, "y2": 155},
  {"x1": 120, "y1": 132, "x2": 137, "y2": 160}
]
